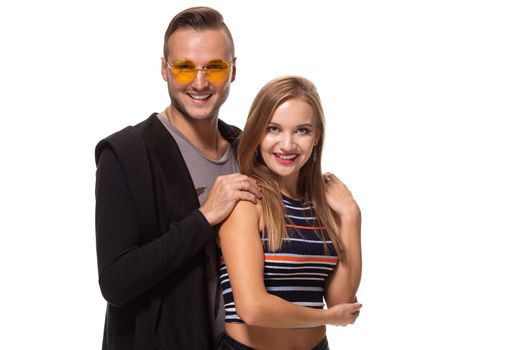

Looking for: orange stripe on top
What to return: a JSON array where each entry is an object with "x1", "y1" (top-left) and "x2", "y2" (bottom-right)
[
  {"x1": 265, "y1": 255, "x2": 338, "y2": 264},
  {"x1": 285, "y1": 224, "x2": 325, "y2": 230}
]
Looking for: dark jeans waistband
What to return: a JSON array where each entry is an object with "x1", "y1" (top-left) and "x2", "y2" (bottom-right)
[
  {"x1": 216, "y1": 332, "x2": 254, "y2": 350},
  {"x1": 312, "y1": 336, "x2": 329, "y2": 350},
  {"x1": 216, "y1": 332, "x2": 329, "y2": 350}
]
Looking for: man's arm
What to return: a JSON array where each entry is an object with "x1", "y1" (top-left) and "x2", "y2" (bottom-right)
[{"x1": 95, "y1": 148, "x2": 217, "y2": 307}]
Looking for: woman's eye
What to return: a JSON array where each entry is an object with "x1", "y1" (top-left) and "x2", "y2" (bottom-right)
[
  {"x1": 267, "y1": 126, "x2": 280, "y2": 133},
  {"x1": 297, "y1": 128, "x2": 311, "y2": 135}
]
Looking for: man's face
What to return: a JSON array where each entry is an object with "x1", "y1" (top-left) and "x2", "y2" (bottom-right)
[{"x1": 162, "y1": 28, "x2": 236, "y2": 123}]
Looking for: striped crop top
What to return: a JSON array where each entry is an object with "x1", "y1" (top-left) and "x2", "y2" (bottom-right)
[{"x1": 219, "y1": 194, "x2": 338, "y2": 323}]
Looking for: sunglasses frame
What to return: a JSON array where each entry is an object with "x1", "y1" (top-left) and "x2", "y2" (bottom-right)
[{"x1": 165, "y1": 58, "x2": 233, "y2": 84}]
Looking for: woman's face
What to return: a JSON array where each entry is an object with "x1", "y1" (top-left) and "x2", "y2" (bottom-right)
[{"x1": 259, "y1": 98, "x2": 319, "y2": 185}]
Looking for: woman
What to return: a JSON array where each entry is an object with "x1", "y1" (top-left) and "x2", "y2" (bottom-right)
[{"x1": 217, "y1": 76, "x2": 362, "y2": 350}]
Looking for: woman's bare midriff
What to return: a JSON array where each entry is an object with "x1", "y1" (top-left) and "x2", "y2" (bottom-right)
[{"x1": 225, "y1": 323, "x2": 326, "y2": 349}]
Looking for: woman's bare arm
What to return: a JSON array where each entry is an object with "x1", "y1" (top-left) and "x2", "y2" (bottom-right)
[{"x1": 219, "y1": 200, "x2": 361, "y2": 328}]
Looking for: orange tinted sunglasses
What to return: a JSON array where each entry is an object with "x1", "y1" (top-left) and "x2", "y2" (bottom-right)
[{"x1": 167, "y1": 58, "x2": 232, "y2": 84}]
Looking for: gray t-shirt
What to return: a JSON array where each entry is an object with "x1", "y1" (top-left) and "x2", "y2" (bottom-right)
[{"x1": 158, "y1": 114, "x2": 239, "y2": 339}]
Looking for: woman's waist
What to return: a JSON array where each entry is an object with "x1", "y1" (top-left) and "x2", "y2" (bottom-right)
[{"x1": 224, "y1": 323, "x2": 326, "y2": 350}]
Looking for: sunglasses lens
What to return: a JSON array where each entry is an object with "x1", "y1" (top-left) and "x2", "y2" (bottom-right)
[
  {"x1": 205, "y1": 60, "x2": 230, "y2": 84},
  {"x1": 169, "y1": 59, "x2": 230, "y2": 84},
  {"x1": 170, "y1": 60, "x2": 196, "y2": 83}
]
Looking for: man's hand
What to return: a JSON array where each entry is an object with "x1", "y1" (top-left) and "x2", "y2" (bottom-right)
[{"x1": 199, "y1": 173, "x2": 261, "y2": 226}]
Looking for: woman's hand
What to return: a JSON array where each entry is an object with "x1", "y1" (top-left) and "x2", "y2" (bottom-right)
[
  {"x1": 326, "y1": 302, "x2": 362, "y2": 326},
  {"x1": 323, "y1": 172, "x2": 361, "y2": 224}
]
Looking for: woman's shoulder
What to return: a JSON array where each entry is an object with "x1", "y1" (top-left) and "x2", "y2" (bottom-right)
[
  {"x1": 232, "y1": 199, "x2": 260, "y2": 216},
  {"x1": 220, "y1": 200, "x2": 262, "y2": 232}
]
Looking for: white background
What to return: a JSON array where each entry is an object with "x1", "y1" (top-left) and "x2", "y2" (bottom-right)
[{"x1": 1, "y1": 0, "x2": 524, "y2": 349}]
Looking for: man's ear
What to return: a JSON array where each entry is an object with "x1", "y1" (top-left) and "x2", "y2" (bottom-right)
[
  {"x1": 230, "y1": 57, "x2": 237, "y2": 82},
  {"x1": 161, "y1": 58, "x2": 168, "y2": 82}
]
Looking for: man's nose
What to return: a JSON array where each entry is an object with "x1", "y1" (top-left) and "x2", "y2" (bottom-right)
[{"x1": 191, "y1": 69, "x2": 209, "y2": 90}]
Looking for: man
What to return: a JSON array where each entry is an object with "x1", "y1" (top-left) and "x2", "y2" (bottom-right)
[{"x1": 95, "y1": 7, "x2": 260, "y2": 350}]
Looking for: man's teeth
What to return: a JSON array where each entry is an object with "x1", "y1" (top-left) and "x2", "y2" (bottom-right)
[{"x1": 189, "y1": 94, "x2": 210, "y2": 100}]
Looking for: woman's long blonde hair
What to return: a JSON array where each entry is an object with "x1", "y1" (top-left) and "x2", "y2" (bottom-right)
[{"x1": 237, "y1": 76, "x2": 344, "y2": 257}]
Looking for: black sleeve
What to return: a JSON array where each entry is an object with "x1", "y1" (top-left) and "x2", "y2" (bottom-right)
[{"x1": 95, "y1": 148, "x2": 216, "y2": 307}]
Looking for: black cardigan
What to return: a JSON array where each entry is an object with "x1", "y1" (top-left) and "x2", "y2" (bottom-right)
[{"x1": 95, "y1": 114, "x2": 240, "y2": 350}]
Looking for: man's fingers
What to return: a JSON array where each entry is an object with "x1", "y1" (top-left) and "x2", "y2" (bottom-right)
[
  {"x1": 220, "y1": 173, "x2": 257, "y2": 184},
  {"x1": 237, "y1": 191, "x2": 258, "y2": 204},
  {"x1": 238, "y1": 179, "x2": 261, "y2": 198}
]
